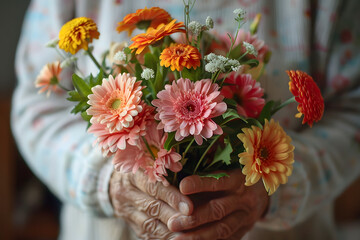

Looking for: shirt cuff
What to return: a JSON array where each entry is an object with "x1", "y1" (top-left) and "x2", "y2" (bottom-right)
[{"x1": 97, "y1": 159, "x2": 115, "y2": 217}]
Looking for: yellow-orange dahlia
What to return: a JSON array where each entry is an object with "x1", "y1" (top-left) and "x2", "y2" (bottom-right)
[
  {"x1": 129, "y1": 19, "x2": 185, "y2": 54},
  {"x1": 117, "y1": 7, "x2": 172, "y2": 36},
  {"x1": 59, "y1": 17, "x2": 100, "y2": 54},
  {"x1": 287, "y1": 70, "x2": 324, "y2": 127},
  {"x1": 160, "y1": 43, "x2": 201, "y2": 72},
  {"x1": 238, "y1": 119, "x2": 294, "y2": 195}
]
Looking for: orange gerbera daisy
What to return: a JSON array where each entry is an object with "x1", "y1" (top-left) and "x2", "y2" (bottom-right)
[
  {"x1": 129, "y1": 19, "x2": 185, "y2": 54},
  {"x1": 238, "y1": 119, "x2": 294, "y2": 195},
  {"x1": 287, "y1": 70, "x2": 324, "y2": 127},
  {"x1": 59, "y1": 17, "x2": 100, "y2": 54},
  {"x1": 117, "y1": 7, "x2": 172, "y2": 36},
  {"x1": 160, "y1": 43, "x2": 201, "y2": 72},
  {"x1": 35, "y1": 61, "x2": 62, "y2": 97}
]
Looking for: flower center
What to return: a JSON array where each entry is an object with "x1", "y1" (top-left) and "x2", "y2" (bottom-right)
[
  {"x1": 259, "y1": 147, "x2": 269, "y2": 161},
  {"x1": 50, "y1": 76, "x2": 59, "y2": 85},
  {"x1": 186, "y1": 102, "x2": 196, "y2": 112},
  {"x1": 175, "y1": 48, "x2": 185, "y2": 56},
  {"x1": 149, "y1": 145, "x2": 159, "y2": 158},
  {"x1": 111, "y1": 99, "x2": 122, "y2": 110}
]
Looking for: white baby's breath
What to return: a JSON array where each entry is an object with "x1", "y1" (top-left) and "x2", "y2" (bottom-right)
[
  {"x1": 243, "y1": 41, "x2": 258, "y2": 57},
  {"x1": 114, "y1": 50, "x2": 127, "y2": 62},
  {"x1": 188, "y1": 21, "x2": 202, "y2": 36},
  {"x1": 205, "y1": 16, "x2": 214, "y2": 29},
  {"x1": 204, "y1": 54, "x2": 241, "y2": 73},
  {"x1": 141, "y1": 68, "x2": 155, "y2": 80}
]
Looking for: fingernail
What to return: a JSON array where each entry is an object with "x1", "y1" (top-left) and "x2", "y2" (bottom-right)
[
  {"x1": 179, "y1": 202, "x2": 189, "y2": 215},
  {"x1": 168, "y1": 217, "x2": 182, "y2": 232}
]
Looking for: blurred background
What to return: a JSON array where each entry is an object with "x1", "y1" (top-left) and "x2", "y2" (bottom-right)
[
  {"x1": 1, "y1": 1, "x2": 360, "y2": 240},
  {"x1": 0, "y1": 1, "x2": 60, "y2": 240}
]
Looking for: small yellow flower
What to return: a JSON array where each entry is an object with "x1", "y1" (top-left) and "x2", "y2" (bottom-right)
[
  {"x1": 58, "y1": 17, "x2": 100, "y2": 54},
  {"x1": 238, "y1": 119, "x2": 295, "y2": 195},
  {"x1": 160, "y1": 44, "x2": 201, "y2": 72}
]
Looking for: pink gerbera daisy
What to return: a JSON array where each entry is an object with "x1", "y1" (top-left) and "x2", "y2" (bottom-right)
[
  {"x1": 152, "y1": 78, "x2": 227, "y2": 145},
  {"x1": 87, "y1": 73, "x2": 144, "y2": 132},
  {"x1": 88, "y1": 102, "x2": 154, "y2": 155},
  {"x1": 112, "y1": 122, "x2": 182, "y2": 186},
  {"x1": 221, "y1": 73, "x2": 265, "y2": 118},
  {"x1": 35, "y1": 61, "x2": 63, "y2": 97}
]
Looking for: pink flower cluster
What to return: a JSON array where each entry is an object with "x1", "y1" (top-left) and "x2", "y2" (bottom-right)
[
  {"x1": 152, "y1": 78, "x2": 227, "y2": 145},
  {"x1": 87, "y1": 73, "x2": 182, "y2": 185}
]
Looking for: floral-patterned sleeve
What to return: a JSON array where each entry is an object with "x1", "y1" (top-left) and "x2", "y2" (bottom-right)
[
  {"x1": 11, "y1": 0, "x2": 114, "y2": 217},
  {"x1": 258, "y1": 0, "x2": 360, "y2": 230}
]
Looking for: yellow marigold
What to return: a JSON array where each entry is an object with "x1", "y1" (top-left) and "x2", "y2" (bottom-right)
[
  {"x1": 160, "y1": 43, "x2": 201, "y2": 72},
  {"x1": 237, "y1": 119, "x2": 294, "y2": 195},
  {"x1": 117, "y1": 7, "x2": 172, "y2": 36},
  {"x1": 129, "y1": 19, "x2": 185, "y2": 54},
  {"x1": 58, "y1": 17, "x2": 100, "y2": 54}
]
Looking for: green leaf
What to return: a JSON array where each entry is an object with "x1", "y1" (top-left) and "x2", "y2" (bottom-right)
[
  {"x1": 228, "y1": 43, "x2": 243, "y2": 59},
  {"x1": 223, "y1": 98, "x2": 238, "y2": 108},
  {"x1": 123, "y1": 47, "x2": 132, "y2": 54},
  {"x1": 181, "y1": 67, "x2": 201, "y2": 82},
  {"x1": 257, "y1": 100, "x2": 275, "y2": 124},
  {"x1": 212, "y1": 139, "x2": 233, "y2": 166},
  {"x1": 72, "y1": 74, "x2": 92, "y2": 97},
  {"x1": 200, "y1": 172, "x2": 229, "y2": 180},
  {"x1": 246, "y1": 118, "x2": 263, "y2": 129},
  {"x1": 67, "y1": 90, "x2": 82, "y2": 102},
  {"x1": 81, "y1": 111, "x2": 92, "y2": 122},
  {"x1": 154, "y1": 63, "x2": 166, "y2": 93},
  {"x1": 221, "y1": 109, "x2": 247, "y2": 125},
  {"x1": 163, "y1": 131, "x2": 176, "y2": 151},
  {"x1": 241, "y1": 59, "x2": 259, "y2": 68},
  {"x1": 135, "y1": 63, "x2": 143, "y2": 81},
  {"x1": 144, "y1": 53, "x2": 158, "y2": 71},
  {"x1": 71, "y1": 101, "x2": 90, "y2": 114}
]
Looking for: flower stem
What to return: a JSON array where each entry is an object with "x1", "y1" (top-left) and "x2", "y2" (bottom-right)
[
  {"x1": 86, "y1": 49, "x2": 108, "y2": 76},
  {"x1": 182, "y1": 138, "x2": 195, "y2": 160},
  {"x1": 142, "y1": 136, "x2": 156, "y2": 160},
  {"x1": 271, "y1": 96, "x2": 296, "y2": 115},
  {"x1": 193, "y1": 135, "x2": 220, "y2": 174},
  {"x1": 174, "y1": 70, "x2": 180, "y2": 80}
]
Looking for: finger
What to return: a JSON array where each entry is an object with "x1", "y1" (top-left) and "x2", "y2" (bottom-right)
[
  {"x1": 168, "y1": 193, "x2": 241, "y2": 231},
  {"x1": 179, "y1": 169, "x2": 244, "y2": 195},
  {"x1": 131, "y1": 170, "x2": 194, "y2": 215},
  {"x1": 126, "y1": 206, "x2": 179, "y2": 240},
  {"x1": 173, "y1": 211, "x2": 247, "y2": 240},
  {"x1": 126, "y1": 185, "x2": 182, "y2": 226}
]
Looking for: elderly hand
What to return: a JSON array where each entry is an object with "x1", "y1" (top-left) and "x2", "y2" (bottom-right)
[
  {"x1": 168, "y1": 169, "x2": 269, "y2": 240},
  {"x1": 109, "y1": 170, "x2": 193, "y2": 240}
]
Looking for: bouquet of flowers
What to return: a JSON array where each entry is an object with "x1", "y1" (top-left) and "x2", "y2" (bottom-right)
[{"x1": 36, "y1": 2, "x2": 324, "y2": 195}]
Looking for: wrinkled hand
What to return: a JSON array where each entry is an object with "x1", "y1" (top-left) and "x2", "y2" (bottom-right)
[
  {"x1": 168, "y1": 169, "x2": 269, "y2": 240},
  {"x1": 110, "y1": 170, "x2": 193, "y2": 240}
]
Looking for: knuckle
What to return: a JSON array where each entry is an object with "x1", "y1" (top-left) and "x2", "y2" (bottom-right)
[
  {"x1": 210, "y1": 200, "x2": 227, "y2": 220},
  {"x1": 216, "y1": 222, "x2": 233, "y2": 239},
  {"x1": 146, "y1": 182, "x2": 158, "y2": 197},
  {"x1": 144, "y1": 200, "x2": 162, "y2": 217},
  {"x1": 142, "y1": 218, "x2": 158, "y2": 233}
]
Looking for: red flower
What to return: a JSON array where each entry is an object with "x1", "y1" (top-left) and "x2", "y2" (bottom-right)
[{"x1": 286, "y1": 70, "x2": 324, "y2": 127}]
